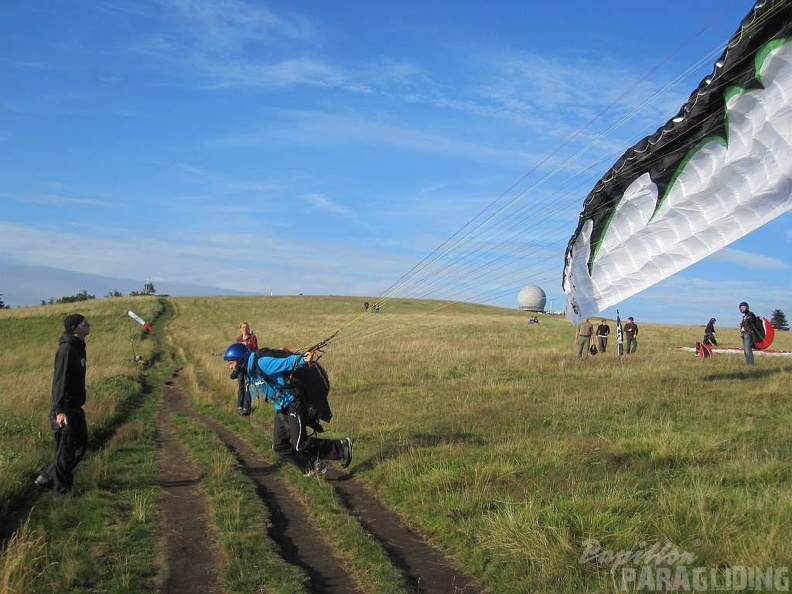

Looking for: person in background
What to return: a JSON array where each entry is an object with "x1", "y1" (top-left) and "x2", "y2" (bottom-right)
[
  {"x1": 575, "y1": 318, "x2": 594, "y2": 358},
  {"x1": 738, "y1": 302, "x2": 758, "y2": 366},
  {"x1": 703, "y1": 317, "x2": 718, "y2": 346},
  {"x1": 35, "y1": 313, "x2": 91, "y2": 498},
  {"x1": 237, "y1": 322, "x2": 258, "y2": 351},
  {"x1": 623, "y1": 317, "x2": 639, "y2": 354},
  {"x1": 234, "y1": 323, "x2": 258, "y2": 415},
  {"x1": 596, "y1": 319, "x2": 611, "y2": 354},
  {"x1": 223, "y1": 343, "x2": 353, "y2": 476}
]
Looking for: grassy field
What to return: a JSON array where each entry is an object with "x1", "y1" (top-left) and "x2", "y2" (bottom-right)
[
  {"x1": 1, "y1": 295, "x2": 791, "y2": 593},
  {"x1": 0, "y1": 297, "x2": 166, "y2": 593}
]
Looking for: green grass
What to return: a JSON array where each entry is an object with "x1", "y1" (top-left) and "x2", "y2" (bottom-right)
[
  {"x1": 181, "y1": 395, "x2": 411, "y2": 594},
  {"x1": 0, "y1": 297, "x2": 167, "y2": 593},
  {"x1": 2, "y1": 295, "x2": 791, "y2": 593},
  {"x1": 170, "y1": 412, "x2": 311, "y2": 594},
  {"x1": 166, "y1": 296, "x2": 792, "y2": 593}
]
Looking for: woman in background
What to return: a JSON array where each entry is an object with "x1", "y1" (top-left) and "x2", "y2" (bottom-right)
[{"x1": 235, "y1": 323, "x2": 258, "y2": 414}]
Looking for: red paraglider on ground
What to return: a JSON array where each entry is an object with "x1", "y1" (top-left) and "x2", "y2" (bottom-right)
[{"x1": 681, "y1": 317, "x2": 790, "y2": 358}]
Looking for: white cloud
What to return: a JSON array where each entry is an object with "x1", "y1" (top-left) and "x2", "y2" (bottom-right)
[
  {"x1": 125, "y1": 0, "x2": 334, "y2": 90},
  {"x1": 1, "y1": 191, "x2": 124, "y2": 209},
  {"x1": 302, "y1": 193, "x2": 355, "y2": 217},
  {"x1": 0, "y1": 220, "x2": 409, "y2": 297},
  {"x1": 713, "y1": 248, "x2": 790, "y2": 270},
  {"x1": 196, "y1": 57, "x2": 346, "y2": 89},
  {"x1": 206, "y1": 109, "x2": 537, "y2": 166},
  {"x1": 164, "y1": 0, "x2": 315, "y2": 49}
]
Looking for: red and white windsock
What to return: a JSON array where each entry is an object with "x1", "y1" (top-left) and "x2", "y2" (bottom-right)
[{"x1": 127, "y1": 310, "x2": 153, "y2": 332}]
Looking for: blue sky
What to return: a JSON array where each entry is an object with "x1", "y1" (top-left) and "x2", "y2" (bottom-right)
[{"x1": 1, "y1": 0, "x2": 789, "y2": 326}]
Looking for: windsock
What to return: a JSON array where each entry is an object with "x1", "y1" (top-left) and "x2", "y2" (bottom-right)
[{"x1": 127, "y1": 310, "x2": 153, "y2": 332}]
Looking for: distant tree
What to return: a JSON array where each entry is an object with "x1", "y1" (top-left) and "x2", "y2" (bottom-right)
[
  {"x1": 130, "y1": 281, "x2": 156, "y2": 297},
  {"x1": 50, "y1": 290, "x2": 96, "y2": 304},
  {"x1": 0, "y1": 294, "x2": 8, "y2": 309},
  {"x1": 105, "y1": 289, "x2": 124, "y2": 298},
  {"x1": 770, "y1": 309, "x2": 789, "y2": 331}
]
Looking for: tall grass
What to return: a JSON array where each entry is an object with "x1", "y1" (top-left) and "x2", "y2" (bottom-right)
[
  {"x1": 0, "y1": 297, "x2": 166, "y2": 593},
  {"x1": 0, "y1": 298, "x2": 161, "y2": 510},
  {"x1": 168, "y1": 295, "x2": 792, "y2": 593},
  {"x1": 3, "y1": 295, "x2": 791, "y2": 593},
  {"x1": 170, "y1": 412, "x2": 310, "y2": 594},
  {"x1": 0, "y1": 518, "x2": 49, "y2": 594}
]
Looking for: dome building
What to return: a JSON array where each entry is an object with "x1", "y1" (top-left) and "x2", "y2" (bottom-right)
[{"x1": 517, "y1": 285, "x2": 547, "y2": 312}]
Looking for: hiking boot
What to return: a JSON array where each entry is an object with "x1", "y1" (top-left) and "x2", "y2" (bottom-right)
[
  {"x1": 303, "y1": 459, "x2": 327, "y2": 478},
  {"x1": 340, "y1": 438, "x2": 353, "y2": 468},
  {"x1": 34, "y1": 474, "x2": 53, "y2": 490}
]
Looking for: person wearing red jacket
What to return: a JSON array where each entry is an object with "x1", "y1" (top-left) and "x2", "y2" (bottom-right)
[{"x1": 234, "y1": 323, "x2": 258, "y2": 414}]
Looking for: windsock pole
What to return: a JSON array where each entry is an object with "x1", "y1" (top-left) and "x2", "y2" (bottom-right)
[{"x1": 127, "y1": 310, "x2": 153, "y2": 332}]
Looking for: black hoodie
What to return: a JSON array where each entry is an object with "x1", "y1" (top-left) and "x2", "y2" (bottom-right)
[{"x1": 51, "y1": 333, "x2": 87, "y2": 415}]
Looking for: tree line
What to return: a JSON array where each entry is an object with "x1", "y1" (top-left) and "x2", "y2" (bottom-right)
[
  {"x1": 0, "y1": 283, "x2": 157, "y2": 309},
  {"x1": 0, "y1": 292, "x2": 789, "y2": 330}
]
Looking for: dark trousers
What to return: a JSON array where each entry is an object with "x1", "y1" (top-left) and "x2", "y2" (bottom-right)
[
  {"x1": 41, "y1": 408, "x2": 88, "y2": 493},
  {"x1": 273, "y1": 400, "x2": 344, "y2": 464},
  {"x1": 598, "y1": 336, "x2": 608, "y2": 353},
  {"x1": 626, "y1": 335, "x2": 638, "y2": 354},
  {"x1": 237, "y1": 374, "x2": 251, "y2": 412}
]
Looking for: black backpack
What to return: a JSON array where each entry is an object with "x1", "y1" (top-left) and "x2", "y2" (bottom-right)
[
  {"x1": 749, "y1": 315, "x2": 766, "y2": 344},
  {"x1": 252, "y1": 348, "x2": 333, "y2": 425}
]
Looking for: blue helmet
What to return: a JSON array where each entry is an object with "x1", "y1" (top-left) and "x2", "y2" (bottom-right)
[
  {"x1": 223, "y1": 343, "x2": 250, "y2": 363},
  {"x1": 739, "y1": 301, "x2": 749, "y2": 310}
]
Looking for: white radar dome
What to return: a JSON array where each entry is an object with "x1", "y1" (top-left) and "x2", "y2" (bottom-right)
[{"x1": 517, "y1": 285, "x2": 547, "y2": 312}]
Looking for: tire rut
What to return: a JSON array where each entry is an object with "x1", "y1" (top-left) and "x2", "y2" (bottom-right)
[
  {"x1": 327, "y1": 470, "x2": 478, "y2": 594},
  {"x1": 164, "y1": 371, "x2": 360, "y2": 594},
  {"x1": 165, "y1": 370, "x2": 480, "y2": 594},
  {"x1": 156, "y1": 379, "x2": 222, "y2": 594}
]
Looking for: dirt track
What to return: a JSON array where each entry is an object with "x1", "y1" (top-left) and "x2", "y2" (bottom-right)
[{"x1": 157, "y1": 371, "x2": 480, "y2": 593}]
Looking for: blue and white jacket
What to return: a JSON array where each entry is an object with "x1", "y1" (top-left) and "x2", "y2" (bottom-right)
[{"x1": 245, "y1": 351, "x2": 306, "y2": 411}]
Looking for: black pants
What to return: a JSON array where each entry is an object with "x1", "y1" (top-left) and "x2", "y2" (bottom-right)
[
  {"x1": 237, "y1": 374, "x2": 251, "y2": 412},
  {"x1": 273, "y1": 400, "x2": 344, "y2": 464},
  {"x1": 41, "y1": 408, "x2": 88, "y2": 493},
  {"x1": 626, "y1": 336, "x2": 638, "y2": 354}
]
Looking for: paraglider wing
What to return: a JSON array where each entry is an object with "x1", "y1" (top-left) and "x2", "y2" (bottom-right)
[
  {"x1": 127, "y1": 310, "x2": 153, "y2": 332},
  {"x1": 563, "y1": 0, "x2": 792, "y2": 325}
]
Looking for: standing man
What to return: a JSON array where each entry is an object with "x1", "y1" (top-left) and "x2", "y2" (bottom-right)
[
  {"x1": 623, "y1": 317, "x2": 639, "y2": 354},
  {"x1": 35, "y1": 313, "x2": 91, "y2": 497},
  {"x1": 575, "y1": 318, "x2": 594, "y2": 358},
  {"x1": 224, "y1": 343, "x2": 353, "y2": 476},
  {"x1": 596, "y1": 319, "x2": 611, "y2": 354},
  {"x1": 739, "y1": 302, "x2": 758, "y2": 366},
  {"x1": 703, "y1": 318, "x2": 718, "y2": 346}
]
